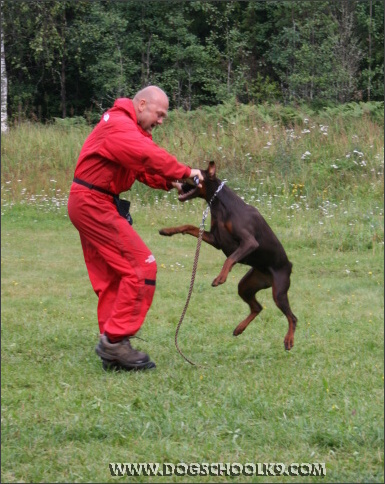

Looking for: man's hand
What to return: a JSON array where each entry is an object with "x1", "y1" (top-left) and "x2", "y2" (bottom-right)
[
  {"x1": 189, "y1": 169, "x2": 203, "y2": 183},
  {"x1": 184, "y1": 169, "x2": 203, "y2": 187},
  {"x1": 171, "y1": 169, "x2": 203, "y2": 192}
]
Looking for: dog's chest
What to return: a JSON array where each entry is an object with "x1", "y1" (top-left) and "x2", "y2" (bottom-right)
[{"x1": 211, "y1": 214, "x2": 240, "y2": 255}]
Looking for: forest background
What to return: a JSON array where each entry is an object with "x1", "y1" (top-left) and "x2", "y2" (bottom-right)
[{"x1": 1, "y1": 0, "x2": 384, "y2": 125}]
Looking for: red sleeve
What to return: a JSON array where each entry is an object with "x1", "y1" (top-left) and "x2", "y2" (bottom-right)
[
  {"x1": 136, "y1": 172, "x2": 174, "y2": 191},
  {"x1": 100, "y1": 117, "x2": 191, "y2": 181}
]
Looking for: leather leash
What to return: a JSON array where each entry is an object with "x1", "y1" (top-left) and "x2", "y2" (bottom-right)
[{"x1": 175, "y1": 181, "x2": 226, "y2": 366}]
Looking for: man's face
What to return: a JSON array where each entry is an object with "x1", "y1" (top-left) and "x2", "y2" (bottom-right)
[{"x1": 137, "y1": 95, "x2": 169, "y2": 134}]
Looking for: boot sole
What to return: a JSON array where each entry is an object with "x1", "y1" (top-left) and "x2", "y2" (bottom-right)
[{"x1": 102, "y1": 359, "x2": 156, "y2": 372}]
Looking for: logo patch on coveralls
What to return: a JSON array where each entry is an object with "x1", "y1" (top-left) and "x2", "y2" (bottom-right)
[{"x1": 145, "y1": 255, "x2": 156, "y2": 264}]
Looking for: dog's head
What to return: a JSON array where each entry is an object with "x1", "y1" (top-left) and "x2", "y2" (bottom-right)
[{"x1": 177, "y1": 161, "x2": 220, "y2": 203}]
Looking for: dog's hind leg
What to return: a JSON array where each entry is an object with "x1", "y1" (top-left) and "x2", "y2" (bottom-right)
[
  {"x1": 271, "y1": 264, "x2": 297, "y2": 351},
  {"x1": 233, "y1": 268, "x2": 272, "y2": 336}
]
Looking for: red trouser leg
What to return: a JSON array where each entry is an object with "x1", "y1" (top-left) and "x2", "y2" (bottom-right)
[
  {"x1": 68, "y1": 187, "x2": 157, "y2": 339},
  {"x1": 79, "y1": 235, "x2": 120, "y2": 334}
]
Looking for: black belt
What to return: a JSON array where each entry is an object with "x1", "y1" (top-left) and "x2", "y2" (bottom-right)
[{"x1": 73, "y1": 177, "x2": 117, "y2": 197}]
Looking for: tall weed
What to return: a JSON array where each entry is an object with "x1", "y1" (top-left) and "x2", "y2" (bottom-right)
[{"x1": 1, "y1": 101, "x2": 383, "y2": 212}]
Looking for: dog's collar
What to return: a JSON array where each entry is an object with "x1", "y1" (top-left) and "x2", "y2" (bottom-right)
[
  {"x1": 208, "y1": 180, "x2": 226, "y2": 206},
  {"x1": 201, "y1": 181, "x2": 226, "y2": 228}
]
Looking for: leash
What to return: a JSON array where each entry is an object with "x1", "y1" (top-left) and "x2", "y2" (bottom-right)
[{"x1": 175, "y1": 181, "x2": 226, "y2": 366}]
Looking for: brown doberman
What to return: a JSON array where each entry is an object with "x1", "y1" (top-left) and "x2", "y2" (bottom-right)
[{"x1": 159, "y1": 161, "x2": 297, "y2": 350}]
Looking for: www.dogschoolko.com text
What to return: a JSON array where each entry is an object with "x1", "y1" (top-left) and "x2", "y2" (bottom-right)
[{"x1": 109, "y1": 462, "x2": 326, "y2": 477}]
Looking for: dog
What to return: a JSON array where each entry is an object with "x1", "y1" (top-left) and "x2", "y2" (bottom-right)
[{"x1": 159, "y1": 161, "x2": 297, "y2": 350}]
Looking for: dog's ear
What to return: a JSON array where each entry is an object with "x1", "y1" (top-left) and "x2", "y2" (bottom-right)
[{"x1": 208, "y1": 161, "x2": 216, "y2": 178}]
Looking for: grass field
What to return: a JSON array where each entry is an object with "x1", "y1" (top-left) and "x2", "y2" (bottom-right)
[
  {"x1": 2, "y1": 199, "x2": 383, "y2": 482},
  {"x1": 1, "y1": 102, "x2": 384, "y2": 482}
]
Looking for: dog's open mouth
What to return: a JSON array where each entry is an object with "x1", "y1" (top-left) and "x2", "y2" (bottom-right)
[{"x1": 178, "y1": 183, "x2": 199, "y2": 202}]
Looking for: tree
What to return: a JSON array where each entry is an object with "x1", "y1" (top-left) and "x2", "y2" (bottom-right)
[
  {"x1": 2, "y1": 0, "x2": 37, "y2": 121},
  {"x1": 197, "y1": 1, "x2": 249, "y2": 102},
  {"x1": 239, "y1": 2, "x2": 281, "y2": 103},
  {"x1": 24, "y1": 1, "x2": 70, "y2": 118},
  {"x1": 331, "y1": 0, "x2": 363, "y2": 102},
  {"x1": 2, "y1": 0, "x2": 93, "y2": 120},
  {"x1": 2, "y1": 0, "x2": 383, "y2": 122},
  {"x1": 69, "y1": 1, "x2": 133, "y2": 110},
  {"x1": 155, "y1": 6, "x2": 211, "y2": 109},
  {"x1": 356, "y1": 0, "x2": 384, "y2": 101},
  {"x1": 267, "y1": 1, "x2": 364, "y2": 103}
]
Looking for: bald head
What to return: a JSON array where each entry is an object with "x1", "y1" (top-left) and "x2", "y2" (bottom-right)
[
  {"x1": 133, "y1": 86, "x2": 169, "y2": 134},
  {"x1": 133, "y1": 86, "x2": 169, "y2": 104}
]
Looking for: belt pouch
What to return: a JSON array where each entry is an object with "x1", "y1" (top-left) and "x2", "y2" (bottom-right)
[{"x1": 113, "y1": 196, "x2": 133, "y2": 225}]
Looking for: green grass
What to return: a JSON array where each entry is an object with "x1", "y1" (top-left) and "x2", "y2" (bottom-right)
[
  {"x1": 1, "y1": 201, "x2": 383, "y2": 483},
  {"x1": 1, "y1": 102, "x2": 384, "y2": 481}
]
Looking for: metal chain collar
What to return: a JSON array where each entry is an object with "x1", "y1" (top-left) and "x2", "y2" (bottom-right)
[{"x1": 200, "y1": 180, "x2": 226, "y2": 228}]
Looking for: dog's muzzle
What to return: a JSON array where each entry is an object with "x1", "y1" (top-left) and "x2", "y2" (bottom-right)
[{"x1": 178, "y1": 183, "x2": 199, "y2": 202}]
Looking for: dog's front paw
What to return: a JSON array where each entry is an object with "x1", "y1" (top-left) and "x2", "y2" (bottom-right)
[
  {"x1": 212, "y1": 275, "x2": 226, "y2": 287},
  {"x1": 284, "y1": 333, "x2": 294, "y2": 351},
  {"x1": 159, "y1": 228, "x2": 173, "y2": 236},
  {"x1": 233, "y1": 327, "x2": 244, "y2": 336}
]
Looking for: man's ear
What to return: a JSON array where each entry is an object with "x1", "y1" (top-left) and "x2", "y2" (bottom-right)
[{"x1": 138, "y1": 99, "x2": 146, "y2": 113}]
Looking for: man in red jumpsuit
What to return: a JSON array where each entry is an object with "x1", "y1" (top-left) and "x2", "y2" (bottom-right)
[{"x1": 68, "y1": 86, "x2": 202, "y2": 371}]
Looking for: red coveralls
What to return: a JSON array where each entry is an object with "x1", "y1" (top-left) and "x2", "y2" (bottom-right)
[{"x1": 67, "y1": 98, "x2": 191, "y2": 340}]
